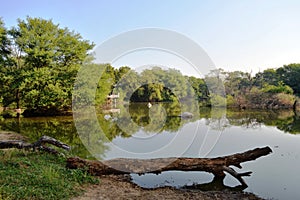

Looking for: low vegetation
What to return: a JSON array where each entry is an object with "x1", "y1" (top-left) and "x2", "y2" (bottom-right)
[{"x1": 0, "y1": 150, "x2": 99, "y2": 200}]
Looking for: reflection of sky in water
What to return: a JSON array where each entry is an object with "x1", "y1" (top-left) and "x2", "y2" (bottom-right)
[
  {"x1": 218, "y1": 126, "x2": 300, "y2": 200},
  {"x1": 104, "y1": 119, "x2": 208, "y2": 158},
  {"x1": 104, "y1": 120, "x2": 300, "y2": 200}
]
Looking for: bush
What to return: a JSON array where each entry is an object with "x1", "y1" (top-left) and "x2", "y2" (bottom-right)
[
  {"x1": 210, "y1": 94, "x2": 226, "y2": 107},
  {"x1": 226, "y1": 95, "x2": 238, "y2": 107},
  {"x1": 262, "y1": 82, "x2": 293, "y2": 94},
  {"x1": 275, "y1": 93, "x2": 296, "y2": 107}
]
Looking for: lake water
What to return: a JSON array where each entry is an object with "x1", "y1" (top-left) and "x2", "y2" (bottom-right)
[{"x1": 1, "y1": 103, "x2": 300, "y2": 200}]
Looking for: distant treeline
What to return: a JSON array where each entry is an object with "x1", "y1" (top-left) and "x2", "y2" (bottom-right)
[
  {"x1": 0, "y1": 17, "x2": 300, "y2": 117},
  {"x1": 96, "y1": 64, "x2": 300, "y2": 110}
]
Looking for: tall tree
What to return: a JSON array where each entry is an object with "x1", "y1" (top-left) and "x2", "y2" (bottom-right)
[
  {"x1": 276, "y1": 64, "x2": 300, "y2": 96},
  {"x1": 205, "y1": 68, "x2": 226, "y2": 96},
  {"x1": 188, "y1": 76, "x2": 209, "y2": 101},
  {"x1": 254, "y1": 69, "x2": 279, "y2": 89},
  {"x1": 115, "y1": 66, "x2": 131, "y2": 82},
  {"x1": 95, "y1": 64, "x2": 116, "y2": 105},
  {"x1": 0, "y1": 17, "x2": 94, "y2": 115},
  {"x1": 0, "y1": 18, "x2": 13, "y2": 108},
  {"x1": 0, "y1": 18, "x2": 10, "y2": 65}
]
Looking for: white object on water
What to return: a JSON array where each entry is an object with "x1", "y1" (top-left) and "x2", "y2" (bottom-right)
[{"x1": 147, "y1": 102, "x2": 152, "y2": 108}]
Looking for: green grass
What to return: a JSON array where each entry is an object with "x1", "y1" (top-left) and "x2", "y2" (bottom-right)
[{"x1": 0, "y1": 150, "x2": 99, "y2": 200}]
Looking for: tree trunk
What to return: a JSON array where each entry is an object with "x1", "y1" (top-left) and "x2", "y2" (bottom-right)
[
  {"x1": 67, "y1": 146, "x2": 272, "y2": 187},
  {"x1": 16, "y1": 89, "x2": 21, "y2": 118},
  {"x1": 0, "y1": 135, "x2": 70, "y2": 154}
]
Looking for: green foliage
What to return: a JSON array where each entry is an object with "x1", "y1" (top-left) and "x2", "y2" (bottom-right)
[
  {"x1": 94, "y1": 64, "x2": 300, "y2": 110},
  {"x1": 0, "y1": 116, "x2": 105, "y2": 159},
  {"x1": 0, "y1": 17, "x2": 94, "y2": 115},
  {"x1": 113, "y1": 67, "x2": 196, "y2": 103},
  {"x1": 276, "y1": 63, "x2": 300, "y2": 96},
  {"x1": 115, "y1": 66, "x2": 131, "y2": 82},
  {"x1": 220, "y1": 67, "x2": 299, "y2": 109},
  {"x1": 73, "y1": 62, "x2": 103, "y2": 107},
  {"x1": 1, "y1": 16, "x2": 300, "y2": 112},
  {"x1": 188, "y1": 76, "x2": 209, "y2": 101},
  {"x1": 244, "y1": 87, "x2": 295, "y2": 109},
  {"x1": 224, "y1": 70, "x2": 252, "y2": 95},
  {"x1": 226, "y1": 95, "x2": 237, "y2": 107},
  {"x1": 0, "y1": 150, "x2": 98, "y2": 200},
  {"x1": 0, "y1": 18, "x2": 10, "y2": 65},
  {"x1": 209, "y1": 94, "x2": 226, "y2": 107},
  {"x1": 95, "y1": 64, "x2": 116, "y2": 105},
  {"x1": 254, "y1": 68, "x2": 279, "y2": 88},
  {"x1": 261, "y1": 82, "x2": 293, "y2": 94},
  {"x1": 1, "y1": 108, "x2": 18, "y2": 118},
  {"x1": 246, "y1": 87, "x2": 268, "y2": 107}
]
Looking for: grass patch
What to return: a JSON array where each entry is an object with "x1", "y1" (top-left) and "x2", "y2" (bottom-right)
[{"x1": 0, "y1": 150, "x2": 99, "y2": 200}]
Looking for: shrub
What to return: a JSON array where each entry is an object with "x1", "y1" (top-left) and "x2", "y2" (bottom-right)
[
  {"x1": 262, "y1": 82, "x2": 293, "y2": 94},
  {"x1": 275, "y1": 93, "x2": 296, "y2": 107},
  {"x1": 210, "y1": 94, "x2": 226, "y2": 107},
  {"x1": 226, "y1": 95, "x2": 237, "y2": 107}
]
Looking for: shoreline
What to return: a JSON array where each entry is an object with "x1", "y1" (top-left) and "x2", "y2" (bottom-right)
[
  {"x1": 0, "y1": 131, "x2": 264, "y2": 200},
  {"x1": 72, "y1": 174, "x2": 263, "y2": 200}
]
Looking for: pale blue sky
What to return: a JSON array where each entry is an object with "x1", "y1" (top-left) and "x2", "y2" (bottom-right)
[{"x1": 1, "y1": 0, "x2": 300, "y2": 75}]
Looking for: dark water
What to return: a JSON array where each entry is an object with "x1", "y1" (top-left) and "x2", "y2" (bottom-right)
[{"x1": 1, "y1": 103, "x2": 300, "y2": 200}]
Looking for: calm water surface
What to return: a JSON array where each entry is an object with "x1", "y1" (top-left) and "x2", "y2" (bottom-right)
[{"x1": 1, "y1": 103, "x2": 300, "y2": 200}]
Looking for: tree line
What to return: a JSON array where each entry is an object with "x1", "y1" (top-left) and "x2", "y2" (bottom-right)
[
  {"x1": 1, "y1": 17, "x2": 300, "y2": 117},
  {"x1": 97, "y1": 64, "x2": 300, "y2": 110}
]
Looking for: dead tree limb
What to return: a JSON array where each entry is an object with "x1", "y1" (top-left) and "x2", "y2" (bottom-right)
[
  {"x1": 0, "y1": 135, "x2": 70, "y2": 154},
  {"x1": 66, "y1": 146, "x2": 272, "y2": 187}
]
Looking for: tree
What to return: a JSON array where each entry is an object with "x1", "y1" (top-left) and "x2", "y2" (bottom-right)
[
  {"x1": 205, "y1": 68, "x2": 226, "y2": 96},
  {"x1": 276, "y1": 64, "x2": 300, "y2": 96},
  {"x1": 254, "y1": 69, "x2": 279, "y2": 88},
  {"x1": 188, "y1": 76, "x2": 209, "y2": 102},
  {"x1": 224, "y1": 71, "x2": 246, "y2": 96},
  {"x1": 0, "y1": 18, "x2": 10, "y2": 65},
  {"x1": 261, "y1": 81, "x2": 293, "y2": 94},
  {"x1": 115, "y1": 66, "x2": 131, "y2": 82},
  {"x1": 0, "y1": 17, "x2": 94, "y2": 115},
  {"x1": 0, "y1": 18, "x2": 15, "y2": 109},
  {"x1": 126, "y1": 67, "x2": 193, "y2": 103},
  {"x1": 95, "y1": 64, "x2": 116, "y2": 105}
]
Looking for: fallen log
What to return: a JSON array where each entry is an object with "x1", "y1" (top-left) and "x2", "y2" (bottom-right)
[
  {"x1": 67, "y1": 146, "x2": 272, "y2": 187},
  {"x1": 0, "y1": 135, "x2": 70, "y2": 154}
]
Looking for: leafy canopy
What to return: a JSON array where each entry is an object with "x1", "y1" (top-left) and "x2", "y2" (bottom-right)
[{"x1": 0, "y1": 17, "x2": 94, "y2": 115}]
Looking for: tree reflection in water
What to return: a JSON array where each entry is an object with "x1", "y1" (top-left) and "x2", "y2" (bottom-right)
[{"x1": 0, "y1": 105, "x2": 300, "y2": 159}]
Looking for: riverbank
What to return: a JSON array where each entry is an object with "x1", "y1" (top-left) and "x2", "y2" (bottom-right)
[
  {"x1": 73, "y1": 174, "x2": 263, "y2": 200},
  {"x1": 0, "y1": 131, "x2": 264, "y2": 200}
]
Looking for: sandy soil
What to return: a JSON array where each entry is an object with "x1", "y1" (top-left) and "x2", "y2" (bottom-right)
[{"x1": 72, "y1": 175, "x2": 263, "y2": 200}]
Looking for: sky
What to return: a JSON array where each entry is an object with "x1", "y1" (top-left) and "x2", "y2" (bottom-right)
[{"x1": 1, "y1": 0, "x2": 300, "y2": 76}]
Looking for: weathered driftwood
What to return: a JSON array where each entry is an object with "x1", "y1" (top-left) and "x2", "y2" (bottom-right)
[
  {"x1": 67, "y1": 146, "x2": 272, "y2": 187},
  {"x1": 0, "y1": 135, "x2": 70, "y2": 154}
]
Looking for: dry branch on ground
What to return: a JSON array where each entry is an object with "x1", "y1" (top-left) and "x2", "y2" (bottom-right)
[{"x1": 0, "y1": 135, "x2": 70, "y2": 154}]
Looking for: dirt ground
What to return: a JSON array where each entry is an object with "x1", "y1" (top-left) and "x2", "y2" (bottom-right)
[{"x1": 72, "y1": 175, "x2": 263, "y2": 200}]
